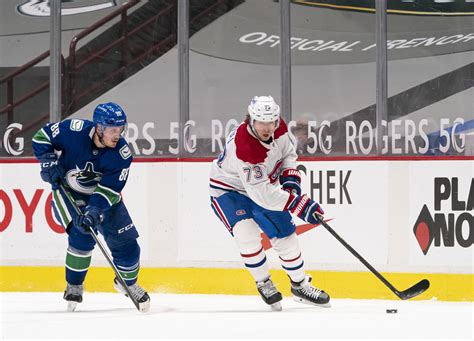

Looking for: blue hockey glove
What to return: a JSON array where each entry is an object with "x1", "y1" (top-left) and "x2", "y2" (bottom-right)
[
  {"x1": 280, "y1": 169, "x2": 301, "y2": 195},
  {"x1": 39, "y1": 153, "x2": 62, "y2": 190},
  {"x1": 287, "y1": 194, "x2": 324, "y2": 225},
  {"x1": 73, "y1": 206, "x2": 103, "y2": 234}
]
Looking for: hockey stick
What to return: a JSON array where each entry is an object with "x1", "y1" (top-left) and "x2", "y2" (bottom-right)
[
  {"x1": 314, "y1": 213, "x2": 430, "y2": 300},
  {"x1": 58, "y1": 183, "x2": 146, "y2": 312}
]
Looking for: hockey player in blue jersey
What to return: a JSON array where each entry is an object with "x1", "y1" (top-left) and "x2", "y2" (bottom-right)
[{"x1": 32, "y1": 102, "x2": 150, "y2": 312}]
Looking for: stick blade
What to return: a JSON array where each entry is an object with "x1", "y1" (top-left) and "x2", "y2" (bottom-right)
[
  {"x1": 138, "y1": 300, "x2": 151, "y2": 313},
  {"x1": 399, "y1": 279, "x2": 430, "y2": 300}
]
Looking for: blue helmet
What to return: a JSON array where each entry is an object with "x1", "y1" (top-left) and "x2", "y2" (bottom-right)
[{"x1": 93, "y1": 102, "x2": 127, "y2": 127}]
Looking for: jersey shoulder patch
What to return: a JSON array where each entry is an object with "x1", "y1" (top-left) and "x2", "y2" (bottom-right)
[
  {"x1": 235, "y1": 122, "x2": 269, "y2": 164},
  {"x1": 69, "y1": 119, "x2": 84, "y2": 132},
  {"x1": 61, "y1": 119, "x2": 94, "y2": 134},
  {"x1": 119, "y1": 144, "x2": 132, "y2": 160}
]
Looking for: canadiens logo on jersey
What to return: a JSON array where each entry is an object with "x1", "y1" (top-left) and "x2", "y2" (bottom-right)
[
  {"x1": 236, "y1": 209, "x2": 247, "y2": 216},
  {"x1": 66, "y1": 161, "x2": 102, "y2": 195},
  {"x1": 268, "y1": 160, "x2": 283, "y2": 184}
]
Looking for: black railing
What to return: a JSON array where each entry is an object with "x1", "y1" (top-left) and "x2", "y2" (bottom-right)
[{"x1": 0, "y1": 0, "x2": 230, "y2": 134}]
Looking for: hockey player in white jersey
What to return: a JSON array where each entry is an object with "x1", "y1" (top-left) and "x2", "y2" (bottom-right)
[{"x1": 210, "y1": 96, "x2": 330, "y2": 310}]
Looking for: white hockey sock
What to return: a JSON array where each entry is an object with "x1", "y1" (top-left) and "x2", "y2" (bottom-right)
[
  {"x1": 271, "y1": 233, "x2": 305, "y2": 283},
  {"x1": 240, "y1": 246, "x2": 270, "y2": 283},
  {"x1": 233, "y1": 219, "x2": 270, "y2": 283}
]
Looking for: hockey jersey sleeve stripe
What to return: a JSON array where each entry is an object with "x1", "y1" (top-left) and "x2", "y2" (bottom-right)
[
  {"x1": 93, "y1": 191, "x2": 120, "y2": 207},
  {"x1": 210, "y1": 178, "x2": 238, "y2": 190},
  {"x1": 210, "y1": 184, "x2": 232, "y2": 192},
  {"x1": 32, "y1": 128, "x2": 52, "y2": 145},
  {"x1": 93, "y1": 184, "x2": 121, "y2": 206},
  {"x1": 210, "y1": 184, "x2": 246, "y2": 195},
  {"x1": 52, "y1": 189, "x2": 72, "y2": 228}
]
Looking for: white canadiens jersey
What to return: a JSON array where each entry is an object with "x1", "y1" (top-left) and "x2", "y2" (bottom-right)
[{"x1": 210, "y1": 119, "x2": 297, "y2": 211}]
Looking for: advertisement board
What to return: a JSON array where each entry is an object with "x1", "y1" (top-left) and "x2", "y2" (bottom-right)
[
  {"x1": 1, "y1": 159, "x2": 471, "y2": 274},
  {"x1": 409, "y1": 161, "x2": 473, "y2": 269}
]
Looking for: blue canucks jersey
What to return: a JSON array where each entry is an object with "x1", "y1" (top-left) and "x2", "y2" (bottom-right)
[{"x1": 32, "y1": 119, "x2": 133, "y2": 211}]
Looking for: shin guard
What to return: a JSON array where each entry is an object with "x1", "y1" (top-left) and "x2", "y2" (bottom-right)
[
  {"x1": 271, "y1": 233, "x2": 305, "y2": 283},
  {"x1": 233, "y1": 219, "x2": 269, "y2": 282}
]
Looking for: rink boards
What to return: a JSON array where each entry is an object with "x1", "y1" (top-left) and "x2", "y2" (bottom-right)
[{"x1": 0, "y1": 158, "x2": 472, "y2": 300}]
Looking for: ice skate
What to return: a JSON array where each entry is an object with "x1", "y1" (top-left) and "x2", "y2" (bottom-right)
[
  {"x1": 63, "y1": 283, "x2": 83, "y2": 312},
  {"x1": 256, "y1": 277, "x2": 283, "y2": 311},
  {"x1": 114, "y1": 277, "x2": 151, "y2": 312},
  {"x1": 291, "y1": 275, "x2": 330, "y2": 307}
]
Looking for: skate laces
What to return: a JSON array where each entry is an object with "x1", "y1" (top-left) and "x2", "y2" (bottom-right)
[
  {"x1": 128, "y1": 283, "x2": 147, "y2": 300},
  {"x1": 115, "y1": 278, "x2": 147, "y2": 300},
  {"x1": 294, "y1": 276, "x2": 322, "y2": 299},
  {"x1": 300, "y1": 284, "x2": 322, "y2": 299},
  {"x1": 257, "y1": 279, "x2": 279, "y2": 298}
]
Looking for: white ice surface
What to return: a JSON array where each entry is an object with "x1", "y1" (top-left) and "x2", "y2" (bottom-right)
[{"x1": 0, "y1": 292, "x2": 472, "y2": 340}]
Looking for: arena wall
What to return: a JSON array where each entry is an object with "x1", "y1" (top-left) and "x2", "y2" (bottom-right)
[{"x1": 0, "y1": 158, "x2": 472, "y2": 300}]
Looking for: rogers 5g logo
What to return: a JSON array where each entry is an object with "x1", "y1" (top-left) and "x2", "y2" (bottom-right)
[
  {"x1": 2, "y1": 123, "x2": 24, "y2": 156},
  {"x1": 17, "y1": 0, "x2": 117, "y2": 17}
]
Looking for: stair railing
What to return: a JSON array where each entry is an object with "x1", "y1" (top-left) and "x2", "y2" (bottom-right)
[
  {"x1": 66, "y1": 0, "x2": 176, "y2": 114},
  {"x1": 0, "y1": 51, "x2": 65, "y2": 129}
]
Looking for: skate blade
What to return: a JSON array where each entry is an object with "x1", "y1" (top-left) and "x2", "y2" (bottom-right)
[
  {"x1": 66, "y1": 301, "x2": 78, "y2": 312},
  {"x1": 114, "y1": 283, "x2": 127, "y2": 296},
  {"x1": 139, "y1": 300, "x2": 151, "y2": 313},
  {"x1": 293, "y1": 296, "x2": 331, "y2": 308},
  {"x1": 270, "y1": 302, "x2": 282, "y2": 311}
]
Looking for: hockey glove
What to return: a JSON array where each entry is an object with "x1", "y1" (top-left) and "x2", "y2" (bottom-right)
[
  {"x1": 287, "y1": 194, "x2": 324, "y2": 225},
  {"x1": 280, "y1": 169, "x2": 301, "y2": 195},
  {"x1": 74, "y1": 206, "x2": 103, "y2": 234},
  {"x1": 39, "y1": 153, "x2": 62, "y2": 190}
]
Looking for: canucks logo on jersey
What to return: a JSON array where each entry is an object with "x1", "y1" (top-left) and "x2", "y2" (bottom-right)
[{"x1": 66, "y1": 161, "x2": 102, "y2": 195}]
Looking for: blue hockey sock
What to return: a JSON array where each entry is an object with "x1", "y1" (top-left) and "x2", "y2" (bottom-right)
[
  {"x1": 111, "y1": 240, "x2": 141, "y2": 286},
  {"x1": 65, "y1": 247, "x2": 92, "y2": 285},
  {"x1": 116, "y1": 262, "x2": 140, "y2": 286}
]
